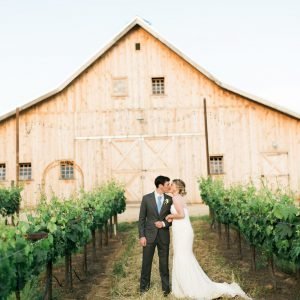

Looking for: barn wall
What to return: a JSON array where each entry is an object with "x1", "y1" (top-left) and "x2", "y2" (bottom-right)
[{"x1": 0, "y1": 26, "x2": 299, "y2": 206}]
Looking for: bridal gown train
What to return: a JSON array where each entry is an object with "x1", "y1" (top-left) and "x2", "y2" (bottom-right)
[{"x1": 171, "y1": 203, "x2": 251, "y2": 300}]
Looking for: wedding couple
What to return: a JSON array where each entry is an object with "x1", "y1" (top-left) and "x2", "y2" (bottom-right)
[{"x1": 138, "y1": 175, "x2": 251, "y2": 299}]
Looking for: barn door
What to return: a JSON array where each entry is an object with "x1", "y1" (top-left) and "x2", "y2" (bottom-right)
[
  {"x1": 261, "y1": 152, "x2": 290, "y2": 189},
  {"x1": 110, "y1": 138, "x2": 143, "y2": 201},
  {"x1": 107, "y1": 135, "x2": 202, "y2": 202},
  {"x1": 108, "y1": 137, "x2": 175, "y2": 201},
  {"x1": 141, "y1": 137, "x2": 175, "y2": 195}
]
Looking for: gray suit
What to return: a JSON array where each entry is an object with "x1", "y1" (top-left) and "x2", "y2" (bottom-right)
[{"x1": 138, "y1": 192, "x2": 173, "y2": 294}]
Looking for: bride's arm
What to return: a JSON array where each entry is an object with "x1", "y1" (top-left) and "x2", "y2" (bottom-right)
[{"x1": 167, "y1": 196, "x2": 185, "y2": 220}]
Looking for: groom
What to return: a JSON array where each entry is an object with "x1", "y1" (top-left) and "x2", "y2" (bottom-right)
[{"x1": 138, "y1": 175, "x2": 173, "y2": 296}]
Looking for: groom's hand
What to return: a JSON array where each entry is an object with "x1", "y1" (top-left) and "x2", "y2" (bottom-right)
[
  {"x1": 139, "y1": 237, "x2": 147, "y2": 247},
  {"x1": 155, "y1": 221, "x2": 163, "y2": 228}
]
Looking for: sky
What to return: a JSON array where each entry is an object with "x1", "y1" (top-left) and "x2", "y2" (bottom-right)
[{"x1": 0, "y1": 0, "x2": 300, "y2": 116}]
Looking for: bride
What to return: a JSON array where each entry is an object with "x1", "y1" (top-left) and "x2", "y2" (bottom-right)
[{"x1": 166, "y1": 179, "x2": 251, "y2": 300}]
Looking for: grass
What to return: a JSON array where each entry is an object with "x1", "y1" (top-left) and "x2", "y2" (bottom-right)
[
  {"x1": 7, "y1": 277, "x2": 43, "y2": 300},
  {"x1": 111, "y1": 216, "x2": 254, "y2": 300},
  {"x1": 7, "y1": 216, "x2": 298, "y2": 299}
]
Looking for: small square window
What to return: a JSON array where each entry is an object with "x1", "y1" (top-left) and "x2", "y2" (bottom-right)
[
  {"x1": 0, "y1": 164, "x2": 6, "y2": 180},
  {"x1": 152, "y1": 77, "x2": 165, "y2": 95},
  {"x1": 19, "y1": 163, "x2": 32, "y2": 180},
  {"x1": 60, "y1": 161, "x2": 74, "y2": 180},
  {"x1": 135, "y1": 43, "x2": 140, "y2": 50},
  {"x1": 209, "y1": 156, "x2": 224, "y2": 175},
  {"x1": 112, "y1": 78, "x2": 128, "y2": 97}
]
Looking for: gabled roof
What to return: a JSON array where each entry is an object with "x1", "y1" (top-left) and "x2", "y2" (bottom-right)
[{"x1": 0, "y1": 16, "x2": 299, "y2": 122}]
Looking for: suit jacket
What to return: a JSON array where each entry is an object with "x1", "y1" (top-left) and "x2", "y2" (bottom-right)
[{"x1": 138, "y1": 192, "x2": 173, "y2": 244}]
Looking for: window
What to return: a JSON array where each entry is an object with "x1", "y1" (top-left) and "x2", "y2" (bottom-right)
[
  {"x1": 60, "y1": 161, "x2": 74, "y2": 180},
  {"x1": 135, "y1": 43, "x2": 141, "y2": 50},
  {"x1": 152, "y1": 77, "x2": 165, "y2": 95},
  {"x1": 112, "y1": 78, "x2": 128, "y2": 97},
  {"x1": 0, "y1": 164, "x2": 6, "y2": 180},
  {"x1": 209, "y1": 156, "x2": 224, "y2": 174},
  {"x1": 19, "y1": 163, "x2": 32, "y2": 180}
]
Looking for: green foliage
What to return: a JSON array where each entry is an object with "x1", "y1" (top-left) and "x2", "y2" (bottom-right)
[
  {"x1": 0, "y1": 224, "x2": 18, "y2": 298},
  {"x1": 0, "y1": 186, "x2": 22, "y2": 217},
  {"x1": 0, "y1": 180, "x2": 126, "y2": 299},
  {"x1": 7, "y1": 277, "x2": 43, "y2": 300},
  {"x1": 198, "y1": 177, "x2": 300, "y2": 265},
  {"x1": 80, "y1": 180, "x2": 126, "y2": 230}
]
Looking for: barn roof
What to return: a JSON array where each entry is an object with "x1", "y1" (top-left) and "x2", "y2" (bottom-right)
[{"x1": 0, "y1": 16, "x2": 299, "y2": 122}]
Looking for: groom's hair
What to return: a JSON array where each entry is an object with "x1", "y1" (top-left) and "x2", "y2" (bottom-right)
[{"x1": 154, "y1": 175, "x2": 170, "y2": 188}]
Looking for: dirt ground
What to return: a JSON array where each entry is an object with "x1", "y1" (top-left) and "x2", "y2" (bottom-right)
[
  {"x1": 51, "y1": 234, "x2": 123, "y2": 300},
  {"x1": 193, "y1": 220, "x2": 300, "y2": 300},
  {"x1": 111, "y1": 218, "x2": 300, "y2": 300},
  {"x1": 49, "y1": 215, "x2": 300, "y2": 300}
]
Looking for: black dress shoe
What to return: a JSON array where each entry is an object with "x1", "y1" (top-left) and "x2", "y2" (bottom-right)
[
  {"x1": 163, "y1": 291, "x2": 170, "y2": 297},
  {"x1": 140, "y1": 289, "x2": 149, "y2": 296}
]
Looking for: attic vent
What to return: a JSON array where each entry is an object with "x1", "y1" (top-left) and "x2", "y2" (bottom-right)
[
  {"x1": 135, "y1": 43, "x2": 141, "y2": 50},
  {"x1": 112, "y1": 78, "x2": 128, "y2": 96}
]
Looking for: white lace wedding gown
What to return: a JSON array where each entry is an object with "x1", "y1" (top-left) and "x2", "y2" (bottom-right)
[{"x1": 171, "y1": 201, "x2": 251, "y2": 300}]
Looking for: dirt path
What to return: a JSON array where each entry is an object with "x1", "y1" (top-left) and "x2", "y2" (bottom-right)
[
  {"x1": 110, "y1": 218, "x2": 300, "y2": 300},
  {"x1": 50, "y1": 215, "x2": 300, "y2": 299},
  {"x1": 51, "y1": 236, "x2": 124, "y2": 300}
]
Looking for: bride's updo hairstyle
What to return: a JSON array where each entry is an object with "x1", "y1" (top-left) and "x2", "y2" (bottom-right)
[{"x1": 172, "y1": 179, "x2": 187, "y2": 196}]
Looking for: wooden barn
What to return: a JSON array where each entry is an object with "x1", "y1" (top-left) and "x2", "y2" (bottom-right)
[{"x1": 0, "y1": 17, "x2": 299, "y2": 208}]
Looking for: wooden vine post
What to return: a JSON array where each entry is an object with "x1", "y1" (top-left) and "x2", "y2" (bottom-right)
[
  {"x1": 105, "y1": 221, "x2": 109, "y2": 246},
  {"x1": 98, "y1": 226, "x2": 103, "y2": 249},
  {"x1": 109, "y1": 216, "x2": 113, "y2": 238},
  {"x1": 92, "y1": 229, "x2": 96, "y2": 261},
  {"x1": 83, "y1": 244, "x2": 88, "y2": 275},
  {"x1": 237, "y1": 230, "x2": 242, "y2": 259},
  {"x1": 113, "y1": 214, "x2": 118, "y2": 237}
]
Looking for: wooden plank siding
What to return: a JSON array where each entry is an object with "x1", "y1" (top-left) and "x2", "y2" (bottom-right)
[{"x1": 0, "y1": 25, "x2": 299, "y2": 207}]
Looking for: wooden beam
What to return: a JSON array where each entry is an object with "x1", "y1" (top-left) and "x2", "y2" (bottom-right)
[
  {"x1": 16, "y1": 107, "x2": 20, "y2": 187},
  {"x1": 203, "y1": 98, "x2": 210, "y2": 177}
]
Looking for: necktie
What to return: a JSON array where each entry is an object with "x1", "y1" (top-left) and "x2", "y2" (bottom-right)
[{"x1": 157, "y1": 195, "x2": 163, "y2": 213}]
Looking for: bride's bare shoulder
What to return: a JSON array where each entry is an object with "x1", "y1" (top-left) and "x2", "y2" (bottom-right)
[
  {"x1": 173, "y1": 194, "x2": 188, "y2": 208},
  {"x1": 172, "y1": 194, "x2": 181, "y2": 201},
  {"x1": 173, "y1": 194, "x2": 186, "y2": 205}
]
